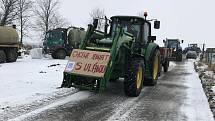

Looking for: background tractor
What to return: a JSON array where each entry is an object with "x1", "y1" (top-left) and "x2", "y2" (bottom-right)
[
  {"x1": 62, "y1": 14, "x2": 162, "y2": 97},
  {"x1": 43, "y1": 27, "x2": 86, "y2": 59},
  {"x1": 183, "y1": 43, "x2": 201, "y2": 54},
  {"x1": 163, "y1": 38, "x2": 183, "y2": 61}
]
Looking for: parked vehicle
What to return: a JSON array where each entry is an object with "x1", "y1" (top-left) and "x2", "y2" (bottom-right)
[
  {"x1": 0, "y1": 25, "x2": 20, "y2": 63},
  {"x1": 186, "y1": 51, "x2": 197, "y2": 59},
  {"x1": 43, "y1": 27, "x2": 86, "y2": 59},
  {"x1": 183, "y1": 44, "x2": 201, "y2": 54},
  {"x1": 61, "y1": 13, "x2": 166, "y2": 97}
]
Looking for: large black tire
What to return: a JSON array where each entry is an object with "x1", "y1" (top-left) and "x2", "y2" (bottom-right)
[
  {"x1": 109, "y1": 77, "x2": 119, "y2": 82},
  {"x1": 176, "y1": 52, "x2": 182, "y2": 61},
  {"x1": 51, "y1": 52, "x2": 57, "y2": 59},
  {"x1": 124, "y1": 58, "x2": 145, "y2": 97},
  {"x1": 55, "y1": 49, "x2": 66, "y2": 59},
  {"x1": 5, "y1": 48, "x2": 18, "y2": 62},
  {"x1": 163, "y1": 61, "x2": 169, "y2": 72},
  {"x1": 0, "y1": 50, "x2": 6, "y2": 63},
  {"x1": 177, "y1": 56, "x2": 182, "y2": 61},
  {"x1": 144, "y1": 50, "x2": 161, "y2": 86}
]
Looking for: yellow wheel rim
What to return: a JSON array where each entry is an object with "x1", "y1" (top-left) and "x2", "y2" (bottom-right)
[
  {"x1": 153, "y1": 55, "x2": 159, "y2": 80},
  {"x1": 136, "y1": 66, "x2": 143, "y2": 89}
]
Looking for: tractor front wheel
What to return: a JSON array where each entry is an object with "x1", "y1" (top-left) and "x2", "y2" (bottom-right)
[
  {"x1": 55, "y1": 49, "x2": 66, "y2": 59},
  {"x1": 124, "y1": 58, "x2": 144, "y2": 97}
]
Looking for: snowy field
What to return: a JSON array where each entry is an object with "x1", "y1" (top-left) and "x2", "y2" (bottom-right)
[{"x1": 0, "y1": 55, "x2": 76, "y2": 117}]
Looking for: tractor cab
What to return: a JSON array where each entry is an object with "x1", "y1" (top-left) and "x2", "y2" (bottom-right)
[
  {"x1": 190, "y1": 44, "x2": 198, "y2": 47},
  {"x1": 164, "y1": 39, "x2": 183, "y2": 51},
  {"x1": 83, "y1": 16, "x2": 160, "y2": 52},
  {"x1": 110, "y1": 16, "x2": 144, "y2": 42},
  {"x1": 44, "y1": 28, "x2": 67, "y2": 47}
]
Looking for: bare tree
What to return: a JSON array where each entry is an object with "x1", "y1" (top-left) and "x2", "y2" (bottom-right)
[
  {"x1": 0, "y1": 0, "x2": 18, "y2": 25},
  {"x1": 17, "y1": 0, "x2": 33, "y2": 44},
  {"x1": 34, "y1": 0, "x2": 68, "y2": 37},
  {"x1": 89, "y1": 8, "x2": 106, "y2": 30},
  {"x1": 50, "y1": 13, "x2": 69, "y2": 29}
]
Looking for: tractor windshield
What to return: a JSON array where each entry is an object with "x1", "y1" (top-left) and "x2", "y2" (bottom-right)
[
  {"x1": 46, "y1": 31, "x2": 63, "y2": 40},
  {"x1": 167, "y1": 40, "x2": 179, "y2": 49},
  {"x1": 45, "y1": 31, "x2": 64, "y2": 46},
  {"x1": 110, "y1": 19, "x2": 141, "y2": 40}
]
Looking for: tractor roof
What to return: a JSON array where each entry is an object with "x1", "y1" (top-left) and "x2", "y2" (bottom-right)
[
  {"x1": 167, "y1": 39, "x2": 179, "y2": 41},
  {"x1": 110, "y1": 16, "x2": 145, "y2": 21}
]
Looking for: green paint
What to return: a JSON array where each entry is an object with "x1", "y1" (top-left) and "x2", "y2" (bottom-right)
[{"x1": 62, "y1": 16, "x2": 160, "y2": 91}]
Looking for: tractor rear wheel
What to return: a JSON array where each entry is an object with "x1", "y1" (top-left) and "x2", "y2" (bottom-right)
[
  {"x1": 5, "y1": 48, "x2": 18, "y2": 62},
  {"x1": 124, "y1": 58, "x2": 144, "y2": 97},
  {"x1": 145, "y1": 50, "x2": 160, "y2": 86},
  {"x1": 0, "y1": 50, "x2": 6, "y2": 63},
  {"x1": 51, "y1": 52, "x2": 57, "y2": 59},
  {"x1": 163, "y1": 61, "x2": 169, "y2": 72},
  {"x1": 176, "y1": 52, "x2": 182, "y2": 61},
  {"x1": 55, "y1": 49, "x2": 66, "y2": 59},
  {"x1": 109, "y1": 77, "x2": 119, "y2": 82}
]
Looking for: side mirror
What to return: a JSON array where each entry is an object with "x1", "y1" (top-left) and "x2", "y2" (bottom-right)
[
  {"x1": 154, "y1": 20, "x2": 160, "y2": 29},
  {"x1": 163, "y1": 39, "x2": 166, "y2": 43},
  {"x1": 93, "y1": 19, "x2": 98, "y2": 29},
  {"x1": 148, "y1": 36, "x2": 156, "y2": 41},
  {"x1": 181, "y1": 40, "x2": 184, "y2": 43}
]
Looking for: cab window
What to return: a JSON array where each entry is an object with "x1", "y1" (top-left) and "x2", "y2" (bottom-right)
[{"x1": 143, "y1": 22, "x2": 150, "y2": 44}]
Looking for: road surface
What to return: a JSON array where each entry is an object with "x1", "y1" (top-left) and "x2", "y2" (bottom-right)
[{"x1": 11, "y1": 60, "x2": 214, "y2": 121}]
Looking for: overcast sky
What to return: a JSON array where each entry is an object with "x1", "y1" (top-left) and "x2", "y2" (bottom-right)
[{"x1": 59, "y1": 0, "x2": 215, "y2": 48}]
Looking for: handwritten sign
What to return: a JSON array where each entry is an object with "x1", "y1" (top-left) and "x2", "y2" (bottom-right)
[{"x1": 64, "y1": 49, "x2": 111, "y2": 77}]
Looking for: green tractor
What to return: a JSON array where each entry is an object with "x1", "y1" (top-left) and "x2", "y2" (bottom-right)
[
  {"x1": 62, "y1": 14, "x2": 161, "y2": 97},
  {"x1": 43, "y1": 27, "x2": 86, "y2": 59},
  {"x1": 163, "y1": 39, "x2": 183, "y2": 61}
]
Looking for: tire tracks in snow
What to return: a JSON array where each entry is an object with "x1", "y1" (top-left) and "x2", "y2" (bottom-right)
[
  {"x1": 2, "y1": 88, "x2": 79, "y2": 121},
  {"x1": 8, "y1": 91, "x2": 91, "y2": 121}
]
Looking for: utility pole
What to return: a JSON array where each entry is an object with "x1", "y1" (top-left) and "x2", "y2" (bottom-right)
[
  {"x1": 200, "y1": 43, "x2": 205, "y2": 61},
  {"x1": 203, "y1": 43, "x2": 205, "y2": 56}
]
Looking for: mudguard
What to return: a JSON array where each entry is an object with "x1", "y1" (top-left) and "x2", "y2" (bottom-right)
[
  {"x1": 144, "y1": 43, "x2": 159, "y2": 77},
  {"x1": 144, "y1": 43, "x2": 159, "y2": 62}
]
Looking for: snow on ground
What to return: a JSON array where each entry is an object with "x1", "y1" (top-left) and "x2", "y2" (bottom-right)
[
  {"x1": 182, "y1": 60, "x2": 214, "y2": 121},
  {"x1": 195, "y1": 60, "x2": 215, "y2": 118},
  {"x1": 30, "y1": 48, "x2": 43, "y2": 59},
  {"x1": 10, "y1": 91, "x2": 92, "y2": 121},
  {"x1": 169, "y1": 61, "x2": 176, "y2": 71},
  {"x1": 0, "y1": 55, "x2": 76, "y2": 112}
]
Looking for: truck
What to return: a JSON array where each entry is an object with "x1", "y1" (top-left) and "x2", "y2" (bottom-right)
[
  {"x1": 43, "y1": 27, "x2": 86, "y2": 59},
  {"x1": 61, "y1": 13, "x2": 166, "y2": 97},
  {"x1": 0, "y1": 26, "x2": 19, "y2": 63},
  {"x1": 163, "y1": 38, "x2": 183, "y2": 61}
]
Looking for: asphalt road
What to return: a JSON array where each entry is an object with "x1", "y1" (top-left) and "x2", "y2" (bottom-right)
[{"x1": 12, "y1": 60, "x2": 214, "y2": 121}]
